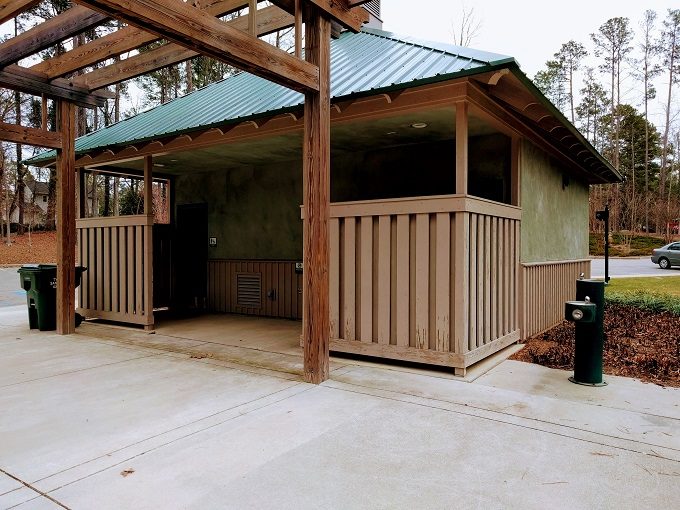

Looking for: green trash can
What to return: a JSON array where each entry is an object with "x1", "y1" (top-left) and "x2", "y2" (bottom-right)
[{"x1": 18, "y1": 264, "x2": 88, "y2": 331}]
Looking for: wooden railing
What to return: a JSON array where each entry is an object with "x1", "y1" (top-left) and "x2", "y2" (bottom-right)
[
  {"x1": 77, "y1": 215, "x2": 153, "y2": 327},
  {"x1": 521, "y1": 259, "x2": 591, "y2": 338},
  {"x1": 320, "y1": 194, "x2": 521, "y2": 371}
]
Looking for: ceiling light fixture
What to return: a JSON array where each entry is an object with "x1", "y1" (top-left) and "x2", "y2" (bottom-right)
[
  {"x1": 410, "y1": 122, "x2": 428, "y2": 129},
  {"x1": 154, "y1": 163, "x2": 165, "y2": 168}
]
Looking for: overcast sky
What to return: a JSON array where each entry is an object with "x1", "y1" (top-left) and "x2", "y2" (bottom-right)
[
  {"x1": 382, "y1": 0, "x2": 676, "y2": 124},
  {"x1": 382, "y1": 0, "x2": 673, "y2": 75}
]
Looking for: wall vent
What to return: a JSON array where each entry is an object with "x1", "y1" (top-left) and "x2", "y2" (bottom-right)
[
  {"x1": 363, "y1": 0, "x2": 381, "y2": 20},
  {"x1": 237, "y1": 273, "x2": 262, "y2": 308}
]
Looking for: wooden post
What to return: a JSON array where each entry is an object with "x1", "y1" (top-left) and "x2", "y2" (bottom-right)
[
  {"x1": 294, "y1": 0, "x2": 302, "y2": 58},
  {"x1": 56, "y1": 99, "x2": 76, "y2": 335},
  {"x1": 455, "y1": 100, "x2": 468, "y2": 195},
  {"x1": 453, "y1": 99, "x2": 469, "y2": 374},
  {"x1": 302, "y1": 7, "x2": 331, "y2": 384},
  {"x1": 77, "y1": 168, "x2": 85, "y2": 218},
  {"x1": 511, "y1": 136, "x2": 521, "y2": 206},
  {"x1": 143, "y1": 155, "x2": 154, "y2": 331}
]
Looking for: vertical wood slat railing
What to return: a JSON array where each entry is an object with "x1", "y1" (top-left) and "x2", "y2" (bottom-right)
[
  {"x1": 320, "y1": 194, "x2": 522, "y2": 369},
  {"x1": 520, "y1": 259, "x2": 591, "y2": 339},
  {"x1": 77, "y1": 215, "x2": 153, "y2": 327}
]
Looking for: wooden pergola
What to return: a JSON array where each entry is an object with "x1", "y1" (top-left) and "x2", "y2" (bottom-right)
[{"x1": 0, "y1": 0, "x2": 371, "y2": 384}]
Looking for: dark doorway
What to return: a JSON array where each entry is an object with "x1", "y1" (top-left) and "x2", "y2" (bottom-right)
[
  {"x1": 153, "y1": 224, "x2": 173, "y2": 308},
  {"x1": 174, "y1": 203, "x2": 208, "y2": 311}
]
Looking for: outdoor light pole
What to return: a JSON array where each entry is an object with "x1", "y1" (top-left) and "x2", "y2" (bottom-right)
[{"x1": 596, "y1": 205, "x2": 610, "y2": 283}]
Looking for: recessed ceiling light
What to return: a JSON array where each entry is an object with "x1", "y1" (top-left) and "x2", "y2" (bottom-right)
[
  {"x1": 154, "y1": 163, "x2": 165, "y2": 167},
  {"x1": 386, "y1": 131, "x2": 398, "y2": 135},
  {"x1": 410, "y1": 122, "x2": 428, "y2": 129},
  {"x1": 170, "y1": 159, "x2": 178, "y2": 162}
]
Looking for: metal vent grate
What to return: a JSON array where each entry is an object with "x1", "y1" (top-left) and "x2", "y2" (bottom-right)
[
  {"x1": 237, "y1": 273, "x2": 262, "y2": 308},
  {"x1": 363, "y1": 0, "x2": 380, "y2": 19}
]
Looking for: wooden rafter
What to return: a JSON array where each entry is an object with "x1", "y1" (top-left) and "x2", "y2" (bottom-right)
[
  {"x1": 74, "y1": 0, "x2": 319, "y2": 92},
  {"x1": 74, "y1": 5, "x2": 294, "y2": 90},
  {"x1": 0, "y1": 0, "x2": 41, "y2": 25},
  {"x1": 0, "y1": 5, "x2": 108, "y2": 68},
  {"x1": 0, "y1": 66, "x2": 111, "y2": 108},
  {"x1": 0, "y1": 121, "x2": 62, "y2": 149},
  {"x1": 31, "y1": 0, "x2": 247, "y2": 79}
]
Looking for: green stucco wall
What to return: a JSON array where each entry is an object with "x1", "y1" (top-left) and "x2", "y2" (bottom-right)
[
  {"x1": 175, "y1": 140, "x2": 458, "y2": 261},
  {"x1": 520, "y1": 140, "x2": 590, "y2": 263},
  {"x1": 175, "y1": 164, "x2": 303, "y2": 260}
]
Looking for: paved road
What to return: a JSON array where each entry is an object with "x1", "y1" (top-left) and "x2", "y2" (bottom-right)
[
  {"x1": 590, "y1": 256, "x2": 680, "y2": 278},
  {"x1": 0, "y1": 266, "x2": 26, "y2": 307}
]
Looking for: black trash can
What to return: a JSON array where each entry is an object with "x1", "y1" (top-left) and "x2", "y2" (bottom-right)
[{"x1": 18, "y1": 265, "x2": 88, "y2": 331}]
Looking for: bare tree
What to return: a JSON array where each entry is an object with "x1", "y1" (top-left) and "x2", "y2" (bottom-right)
[
  {"x1": 554, "y1": 41, "x2": 588, "y2": 123},
  {"x1": 638, "y1": 10, "x2": 660, "y2": 233},
  {"x1": 658, "y1": 9, "x2": 680, "y2": 204},
  {"x1": 451, "y1": 4, "x2": 482, "y2": 47},
  {"x1": 591, "y1": 17, "x2": 634, "y2": 172}
]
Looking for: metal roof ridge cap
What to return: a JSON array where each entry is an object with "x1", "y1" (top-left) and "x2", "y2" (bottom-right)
[{"x1": 360, "y1": 27, "x2": 514, "y2": 66}]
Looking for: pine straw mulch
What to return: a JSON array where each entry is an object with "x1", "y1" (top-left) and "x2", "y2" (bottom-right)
[
  {"x1": 511, "y1": 303, "x2": 680, "y2": 388},
  {"x1": 0, "y1": 231, "x2": 57, "y2": 265}
]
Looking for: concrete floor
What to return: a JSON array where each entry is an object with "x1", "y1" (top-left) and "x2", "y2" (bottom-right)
[{"x1": 1, "y1": 306, "x2": 679, "y2": 509}]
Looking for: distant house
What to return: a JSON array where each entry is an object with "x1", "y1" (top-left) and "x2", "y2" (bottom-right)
[
  {"x1": 1, "y1": 180, "x2": 49, "y2": 227},
  {"x1": 29, "y1": 26, "x2": 620, "y2": 374}
]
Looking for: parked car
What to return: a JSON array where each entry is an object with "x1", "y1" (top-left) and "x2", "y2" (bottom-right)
[{"x1": 651, "y1": 242, "x2": 680, "y2": 269}]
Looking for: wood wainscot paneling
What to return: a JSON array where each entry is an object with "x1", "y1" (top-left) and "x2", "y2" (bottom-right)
[{"x1": 207, "y1": 260, "x2": 302, "y2": 320}]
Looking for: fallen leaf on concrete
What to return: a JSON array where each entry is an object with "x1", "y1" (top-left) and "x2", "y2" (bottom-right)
[{"x1": 120, "y1": 468, "x2": 135, "y2": 477}]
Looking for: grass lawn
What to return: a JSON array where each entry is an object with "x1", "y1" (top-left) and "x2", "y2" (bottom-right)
[{"x1": 606, "y1": 276, "x2": 680, "y2": 298}]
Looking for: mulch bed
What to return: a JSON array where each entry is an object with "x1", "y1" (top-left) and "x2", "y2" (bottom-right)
[
  {"x1": 0, "y1": 232, "x2": 57, "y2": 265},
  {"x1": 511, "y1": 303, "x2": 680, "y2": 388}
]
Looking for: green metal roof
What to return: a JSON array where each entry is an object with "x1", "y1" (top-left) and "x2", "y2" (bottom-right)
[
  {"x1": 27, "y1": 27, "x2": 620, "y2": 184},
  {"x1": 29, "y1": 28, "x2": 514, "y2": 163}
]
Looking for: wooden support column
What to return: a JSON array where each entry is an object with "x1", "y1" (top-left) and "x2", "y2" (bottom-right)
[
  {"x1": 56, "y1": 100, "x2": 76, "y2": 335},
  {"x1": 302, "y1": 7, "x2": 331, "y2": 384},
  {"x1": 511, "y1": 136, "x2": 521, "y2": 206},
  {"x1": 143, "y1": 155, "x2": 154, "y2": 331},
  {"x1": 455, "y1": 100, "x2": 468, "y2": 195},
  {"x1": 453, "y1": 99, "x2": 469, "y2": 375}
]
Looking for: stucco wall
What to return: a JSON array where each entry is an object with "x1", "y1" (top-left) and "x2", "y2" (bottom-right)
[
  {"x1": 175, "y1": 163, "x2": 303, "y2": 260},
  {"x1": 520, "y1": 140, "x2": 590, "y2": 263}
]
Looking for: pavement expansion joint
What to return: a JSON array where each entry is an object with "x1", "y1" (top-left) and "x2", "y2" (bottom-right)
[
  {"x1": 322, "y1": 378, "x2": 680, "y2": 463},
  {"x1": 0, "y1": 468, "x2": 71, "y2": 510}
]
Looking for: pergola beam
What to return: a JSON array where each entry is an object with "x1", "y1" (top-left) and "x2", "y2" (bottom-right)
[
  {"x1": 74, "y1": 5, "x2": 294, "y2": 90},
  {"x1": 0, "y1": 5, "x2": 108, "y2": 68},
  {"x1": 0, "y1": 66, "x2": 111, "y2": 108},
  {"x1": 0, "y1": 0, "x2": 41, "y2": 25},
  {"x1": 31, "y1": 0, "x2": 247, "y2": 79},
  {"x1": 74, "y1": 0, "x2": 319, "y2": 92},
  {"x1": 271, "y1": 0, "x2": 368, "y2": 32},
  {"x1": 0, "y1": 121, "x2": 62, "y2": 149}
]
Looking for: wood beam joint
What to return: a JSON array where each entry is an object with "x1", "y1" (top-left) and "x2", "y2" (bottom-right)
[{"x1": 0, "y1": 121, "x2": 62, "y2": 149}]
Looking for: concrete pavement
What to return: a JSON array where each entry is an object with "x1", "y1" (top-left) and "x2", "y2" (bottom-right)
[{"x1": 1, "y1": 305, "x2": 678, "y2": 509}]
